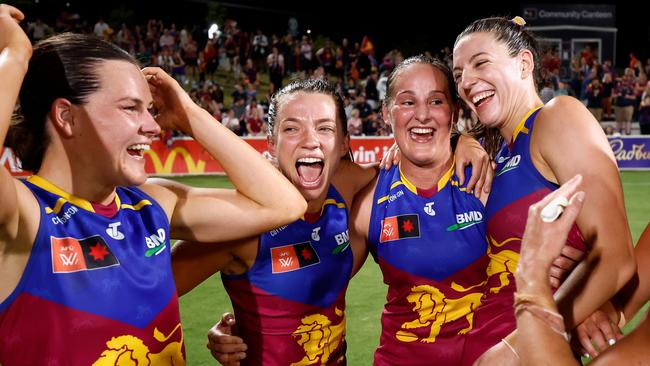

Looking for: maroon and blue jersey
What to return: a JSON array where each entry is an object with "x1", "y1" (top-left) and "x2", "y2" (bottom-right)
[
  {"x1": 461, "y1": 107, "x2": 586, "y2": 364},
  {"x1": 222, "y1": 185, "x2": 352, "y2": 366},
  {"x1": 0, "y1": 176, "x2": 184, "y2": 365},
  {"x1": 368, "y1": 163, "x2": 488, "y2": 366}
]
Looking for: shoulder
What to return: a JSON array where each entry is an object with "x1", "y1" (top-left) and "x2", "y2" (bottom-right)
[
  {"x1": 535, "y1": 96, "x2": 602, "y2": 137},
  {"x1": 139, "y1": 178, "x2": 186, "y2": 220}
]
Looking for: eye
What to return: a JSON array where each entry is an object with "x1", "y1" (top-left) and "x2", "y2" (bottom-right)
[
  {"x1": 430, "y1": 99, "x2": 443, "y2": 105},
  {"x1": 123, "y1": 105, "x2": 138, "y2": 112},
  {"x1": 148, "y1": 107, "x2": 159, "y2": 118},
  {"x1": 476, "y1": 60, "x2": 488, "y2": 68},
  {"x1": 400, "y1": 100, "x2": 414, "y2": 106},
  {"x1": 319, "y1": 125, "x2": 336, "y2": 133},
  {"x1": 453, "y1": 73, "x2": 461, "y2": 83}
]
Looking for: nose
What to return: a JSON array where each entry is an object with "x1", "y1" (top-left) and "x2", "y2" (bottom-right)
[
  {"x1": 301, "y1": 126, "x2": 320, "y2": 149},
  {"x1": 142, "y1": 109, "x2": 161, "y2": 137},
  {"x1": 414, "y1": 101, "x2": 432, "y2": 123},
  {"x1": 459, "y1": 69, "x2": 477, "y2": 95}
]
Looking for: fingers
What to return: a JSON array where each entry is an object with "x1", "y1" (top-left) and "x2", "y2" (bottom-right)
[
  {"x1": 207, "y1": 317, "x2": 247, "y2": 366},
  {"x1": 456, "y1": 159, "x2": 468, "y2": 187},
  {"x1": 574, "y1": 310, "x2": 623, "y2": 359},
  {"x1": 221, "y1": 312, "x2": 236, "y2": 327},
  {"x1": 560, "y1": 245, "x2": 587, "y2": 262},
  {"x1": 483, "y1": 160, "x2": 495, "y2": 193},
  {"x1": 0, "y1": 4, "x2": 25, "y2": 21},
  {"x1": 575, "y1": 322, "x2": 601, "y2": 358},
  {"x1": 380, "y1": 143, "x2": 399, "y2": 170},
  {"x1": 208, "y1": 346, "x2": 246, "y2": 366}
]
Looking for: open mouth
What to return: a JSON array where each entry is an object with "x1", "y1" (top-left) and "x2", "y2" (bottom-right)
[
  {"x1": 127, "y1": 143, "x2": 150, "y2": 158},
  {"x1": 409, "y1": 127, "x2": 435, "y2": 142},
  {"x1": 296, "y1": 157, "x2": 324, "y2": 187},
  {"x1": 471, "y1": 90, "x2": 495, "y2": 108}
]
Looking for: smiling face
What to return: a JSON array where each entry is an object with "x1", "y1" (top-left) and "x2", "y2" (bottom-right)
[
  {"x1": 453, "y1": 32, "x2": 528, "y2": 129},
  {"x1": 383, "y1": 62, "x2": 456, "y2": 167},
  {"x1": 269, "y1": 92, "x2": 348, "y2": 205},
  {"x1": 69, "y1": 60, "x2": 160, "y2": 187}
]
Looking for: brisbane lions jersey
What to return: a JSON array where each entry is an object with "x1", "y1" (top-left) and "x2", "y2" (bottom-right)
[
  {"x1": 222, "y1": 185, "x2": 352, "y2": 366},
  {"x1": 368, "y1": 163, "x2": 488, "y2": 366},
  {"x1": 461, "y1": 107, "x2": 586, "y2": 365},
  {"x1": 0, "y1": 175, "x2": 184, "y2": 365}
]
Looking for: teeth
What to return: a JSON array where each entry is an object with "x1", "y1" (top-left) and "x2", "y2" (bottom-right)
[
  {"x1": 127, "y1": 144, "x2": 150, "y2": 151},
  {"x1": 297, "y1": 157, "x2": 323, "y2": 164},
  {"x1": 411, "y1": 128, "x2": 433, "y2": 134},
  {"x1": 472, "y1": 91, "x2": 495, "y2": 105}
]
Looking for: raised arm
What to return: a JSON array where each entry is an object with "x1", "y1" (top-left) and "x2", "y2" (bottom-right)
[
  {"x1": 0, "y1": 5, "x2": 32, "y2": 238},
  {"x1": 140, "y1": 68, "x2": 306, "y2": 242},
  {"x1": 537, "y1": 97, "x2": 636, "y2": 328}
]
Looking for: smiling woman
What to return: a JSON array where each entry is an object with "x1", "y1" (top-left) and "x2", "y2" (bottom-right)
[{"x1": 0, "y1": 5, "x2": 306, "y2": 365}]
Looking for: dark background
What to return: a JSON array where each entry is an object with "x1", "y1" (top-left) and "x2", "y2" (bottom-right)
[{"x1": 7, "y1": 0, "x2": 650, "y2": 66}]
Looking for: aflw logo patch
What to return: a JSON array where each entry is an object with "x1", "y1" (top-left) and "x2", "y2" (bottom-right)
[
  {"x1": 271, "y1": 242, "x2": 320, "y2": 273},
  {"x1": 380, "y1": 214, "x2": 421, "y2": 243},
  {"x1": 51, "y1": 235, "x2": 120, "y2": 273}
]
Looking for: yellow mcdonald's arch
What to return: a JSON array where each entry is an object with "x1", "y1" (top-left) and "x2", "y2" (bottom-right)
[{"x1": 146, "y1": 147, "x2": 206, "y2": 174}]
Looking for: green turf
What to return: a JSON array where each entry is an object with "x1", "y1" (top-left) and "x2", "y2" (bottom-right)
[{"x1": 171, "y1": 171, "x2": 650, "y2": 365}]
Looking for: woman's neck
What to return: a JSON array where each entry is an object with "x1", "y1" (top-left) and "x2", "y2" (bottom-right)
[
  {"x1": 500, "y1": 89, "x2": 544, "y2": 143},
  {"x1": 399, "y1": 149, "x2": 453, "y2": 190}
]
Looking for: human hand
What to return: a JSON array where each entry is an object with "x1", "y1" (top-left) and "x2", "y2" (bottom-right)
[
  {"x1": 549, "y1": 245, "x2": 587, "y2": 289},
  {"x1": 0, "y1": 4, "x2": 31, "y2": 59},
  {"x1": 455, "y1": 134, "x2": 493, "y2": 197},
  {"x1": 572, "y1": 301, "x2": 623, "y2": 359},
  {"x1": 206, "y1": 312, "x2": 247, "y2": 366},
  {"x1": 379, "y1": 141, "x2": 399, "y2": 170},
  {"x1": 142, "y1": 67, "x2": 198, "y2": 135}
]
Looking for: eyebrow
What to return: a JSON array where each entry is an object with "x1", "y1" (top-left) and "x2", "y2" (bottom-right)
[
  {"x1": 396, "y1": 90, "x2": 448, "y2": 97},
  {"x1": 282, "y1": 117, "x2": 336, "y2": 122},
  {"x1": 116, "y1": 97, "x2": 153, "y2": 107},
  {"x1": 453, "y1": 52, "x2": 489, "y2": 72}
]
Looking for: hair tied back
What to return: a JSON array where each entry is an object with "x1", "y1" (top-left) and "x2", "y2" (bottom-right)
[{"x1": 511, "y1": 16, "x2": 526, "y2": 27}]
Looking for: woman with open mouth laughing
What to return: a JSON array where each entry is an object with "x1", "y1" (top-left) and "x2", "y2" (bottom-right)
[
  {"x1": 452, "y1": 16, "x2": 635, "y2": 365},
  {"x1": 0, "y1": 5, "x2": 305, "y2": 365}
]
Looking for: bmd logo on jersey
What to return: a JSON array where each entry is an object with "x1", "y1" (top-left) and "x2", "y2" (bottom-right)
[
  {"x1": 51, "y1": 235, "x2": 119, "y2": 273},
  {"x1": 332, "y1": 230, "x2": 350, "y2": 254},
  {"x1": 446, "y1": 211, "x2": 484, "y2": 231},
  {"x1": 380, "y1": 214, "x2": 420, "y2": 243},
  {"x1": 144, "y1": 228, "x2": 167, "y2": 257},
  {"x1": 271, "y1": 242, "x2": 320, "y2": 273},
  {"x1": 496, "y1": 154, "x2": 521, "y2": 176}
]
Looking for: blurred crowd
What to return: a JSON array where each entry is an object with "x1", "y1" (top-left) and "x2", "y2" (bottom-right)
[{"x1": 23, "y1": 11, "x2": 650, "y2": 138}]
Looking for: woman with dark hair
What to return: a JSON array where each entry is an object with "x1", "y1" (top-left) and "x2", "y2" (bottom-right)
[
  {"x1": 0, "y1": 5, "x2": 306, "y2": 364},
  {"x1": 452, "y1": 16, "x2": 635, "y2": 364},
  {"x1": 173, "y1": 78, "x2": 377, "y2": 365},
  {"x1": 350, "y1": 55, "x2": 491, "y2": 365}
]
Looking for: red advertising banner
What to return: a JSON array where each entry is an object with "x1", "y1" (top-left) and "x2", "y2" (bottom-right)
[{"x1": 6, "y1": 136, "x2": 649, "y2": 176}]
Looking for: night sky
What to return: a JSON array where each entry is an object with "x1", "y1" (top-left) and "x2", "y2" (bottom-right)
[{"x1": 8, "y1": 0, "x2": 650, "y2": 65}]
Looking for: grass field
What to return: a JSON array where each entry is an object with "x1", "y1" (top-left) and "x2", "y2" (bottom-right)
[{"x1": 174, "y1": 172, "x2": 650, "y2": 365}]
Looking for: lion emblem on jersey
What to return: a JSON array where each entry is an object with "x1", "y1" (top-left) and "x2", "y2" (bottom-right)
[
  {"x1": 396, "y1": 285, "x2": 483, "y2": 343},
  {"x1": 290, "y1": 308, "x2": 346, "y2": 366},
  {"x1": 92, "y1": 323, "x2": 185, "y2": 365},
  {"x1": 451, "y1": 236, "x2": 520, "y2": 294}
]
